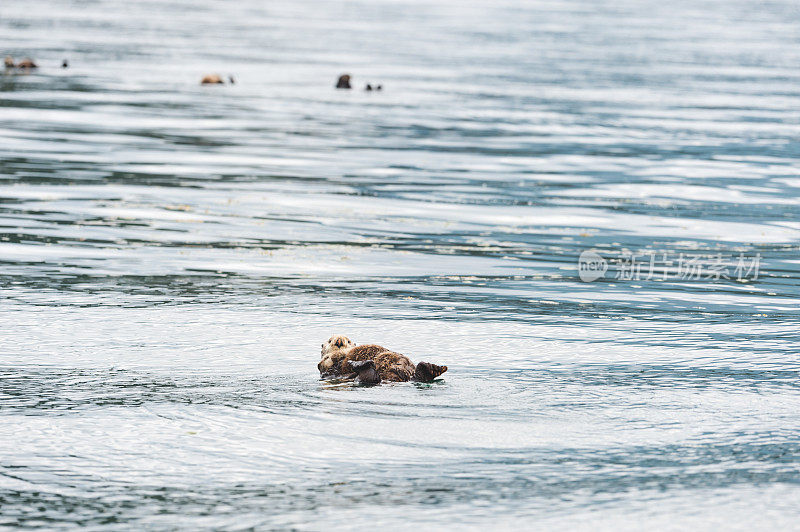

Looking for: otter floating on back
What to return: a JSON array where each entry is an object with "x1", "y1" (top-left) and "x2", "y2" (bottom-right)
[{"x1": 319, "y1": 335, "x2": 447, "y2": 385}]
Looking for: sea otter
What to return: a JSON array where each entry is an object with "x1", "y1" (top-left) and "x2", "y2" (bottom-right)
[
  {"x1": 17, "y1": 57, "x2": 37, "y2": 69},
  {"x1": 200, "y1": 74, "x2": 225, "y2": 85},
  {"x1": 335, "y1": 74, "x2": 351, "y2": 89},
  {"x1": 4, "y1": 56, "x2": 38, "y2": 72},
  {"x1": 319, "y1": 335, "x2": 447, "y2": 385}
]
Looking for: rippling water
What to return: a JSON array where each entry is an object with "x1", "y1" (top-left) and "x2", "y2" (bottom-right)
[{"x1": 2, "y1": 0, "x2": 800, "y2": 529}]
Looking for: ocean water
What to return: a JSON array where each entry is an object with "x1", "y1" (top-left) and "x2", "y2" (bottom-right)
[{"x1": 2, "y1": 0, "x2": 800, "y2": 529}]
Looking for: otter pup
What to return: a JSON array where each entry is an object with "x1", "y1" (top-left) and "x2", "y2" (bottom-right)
[
  {"x1": 200, "y1": 74, "x2": 225, "y2": 85},
  {"x1": 336, "y1": 74, "x2": 351, "y2": 89},
  {"x1": 318, "y1": 335, "x2": 385, "y2": 377},
  {"x1": 319, "y1": 335, "x2": 447, "y2": 384},
  {"x1": 4, "y1": 56, "x2": 14, "y2": 69}
]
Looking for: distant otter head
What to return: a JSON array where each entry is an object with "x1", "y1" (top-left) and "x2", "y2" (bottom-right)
[
  {"x1": 318, "y1": 334, "x2": 355, "y2": 375},
  {"x1": 200, "y1": 74, "x2": 224, "y2": 85},
  {"x1": 4, "y1": 56, "x2": 14, "y2": 69},
  {"x1": 336, "y1": 74, "x2": 351, "y2": 89},
  {"x1": 17, "y1": 58, "x2": 37, "y2": 69}
]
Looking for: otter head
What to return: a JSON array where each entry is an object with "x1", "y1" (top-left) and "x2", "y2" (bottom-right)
[
  {"x1": 335, "y1": 74, "x2": 351, "y2": 89},
  {"x1": 200, "y1": 74, "x2": 224, "y2": 85},
  {"x1": 318, "y1": 334, "x2": 355, "y2": 375},
  {"x1": 4, "y1": 56, "x2": 14, "y2": 69}
]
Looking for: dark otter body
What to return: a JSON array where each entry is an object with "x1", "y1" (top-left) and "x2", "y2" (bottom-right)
[{"x1": 336, "y1": 74, "x2": 351, "y2": 89}]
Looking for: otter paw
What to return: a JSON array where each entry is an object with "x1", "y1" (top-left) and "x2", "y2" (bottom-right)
[{"x1": 347, "y1": 360, "x2": 381, "y2": 386}]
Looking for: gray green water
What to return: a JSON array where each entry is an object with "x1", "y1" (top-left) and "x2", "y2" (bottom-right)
[{"x1": 2, "y1": 0, "x2": 800, "y2": 529}]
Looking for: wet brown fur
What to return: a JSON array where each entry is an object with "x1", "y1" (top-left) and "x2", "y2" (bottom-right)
[
  {"x1": 319, "y1": 335, "x2": 447, "y2": 383},
  {"x1": 346, "y1": 344, "x2": 387, "y2": 365},
  {"x1": 374, "y1": 351, "x2": 416, "y2": 382},
  {"x1": 332, "y1": 344, "x2": 388, "y2": 376}
]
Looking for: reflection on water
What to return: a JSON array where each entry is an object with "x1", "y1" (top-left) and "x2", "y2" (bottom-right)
[{"x1": 2, "y1": 0, "x2": 800, "y2": 528}]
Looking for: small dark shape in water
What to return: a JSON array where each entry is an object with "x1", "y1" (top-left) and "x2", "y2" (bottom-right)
[
  {"x1": 365, "y1": 83, "x2": 373, "y2": 91},
  {"x1": 62, "y1": 59, "x2": 68, "y2": 69},
  {"x1": 376, "y1": 84, "x2": 382, "y2": 91},
  {"x1": 201, "y1": 74, "x2": 225, "y2": 85},
  {"x1": 228, "y1": 75, "x2": 235, "y2": 84},
  {"x1": 336, "y1": 74, "x2": 351, "y2": 89},
  {"x1": 17, "y1": 57, "x2": 37, "y2": 69}
]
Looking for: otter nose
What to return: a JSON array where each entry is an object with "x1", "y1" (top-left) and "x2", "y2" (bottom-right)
[{"x1": 335, "y1": 338, "x2": 344, "y2": 348}]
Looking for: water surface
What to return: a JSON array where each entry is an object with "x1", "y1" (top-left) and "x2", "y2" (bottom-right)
[{"x1": 2, "y1": 0, "x2": 800, "y2": 529}]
